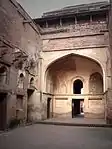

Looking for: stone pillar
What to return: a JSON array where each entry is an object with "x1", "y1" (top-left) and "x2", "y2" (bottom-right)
[{"x1": 38, "y1": 51, "x2": 44, "y2": 119}]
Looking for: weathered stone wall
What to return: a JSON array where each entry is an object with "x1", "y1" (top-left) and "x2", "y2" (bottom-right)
[
  {"x1": 42, "y1": 22, "x2": 108, "y2": 51},
  {"x1": 107, "y1": 0, "x2": 112, "y2": 124},
  {"x1": 0, "y1": 0, "x2": 41, "y2": 51},
  {"x1": 52, "y1": 95, "x2": 105, "y2": 119},
  {"x1": 0, "y1": 0, "x2": 42, "y2": 129},
  {"x1": 42, "y1": 22, "x2": 107, "y2": 37},
  {"x1": 42, "y1": 93, "x2": 53, "y2": 119},
  {"x1": 38, "y1": 9, "x2": 110, "y2": 120}
]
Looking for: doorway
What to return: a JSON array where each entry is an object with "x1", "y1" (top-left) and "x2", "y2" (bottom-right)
[
  {"x1": 27, "y1": 89, "x2": 34, "y2": 122},
  {"x1": 0, "y1": 93, "x2": 7, "y2": 130},
  {"x1": 72, "y1": 99, "x2": 84, "y2": 118},
  {"x1": 47, "y1": 98, "x2": 51, "y2": 119}
]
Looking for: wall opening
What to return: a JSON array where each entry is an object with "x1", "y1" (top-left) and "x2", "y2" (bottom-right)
[
  {"x1": 73, "y1": 79, "x2": 83, "y2": 94},
  {"x1": 47, "y1": 98, "x2": 51, "y2": 119},
  {"x1": 27, "y1": 89, "x2": 34, "y2": 122},
  {"x1": 18, "y1": 73, "x2": 24, "y2": 88},
  {"x1": 0, "y1": 66, "x2": 7, "y2": 84},
  {"x1": 72, "y1": 99, "x2": 84, "y2": 118},
  {"x1": 0, "y1": 93, "x2": 7, "y2": 130}
]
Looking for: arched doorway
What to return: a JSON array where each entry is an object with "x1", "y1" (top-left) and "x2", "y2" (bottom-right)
[
  {"x1": 72, "y1": 79, "x2": 84, "y2": 118},
  {"x1": 73, "y1": 79, "x2": 83, "y2": 94}
]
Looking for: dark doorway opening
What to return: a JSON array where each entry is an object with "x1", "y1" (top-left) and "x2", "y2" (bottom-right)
[
  {"x1": 0, "y1": 93, "x2": 7, "y2": 130},
  {"x1": 72, "y1": 99, "x2": 84, "y2": 118},
  {"x1": 47, "y1": 98, "x2": 51, "y2": 119},
  {"x1": 73, "y1": 79, "x2": 83, "y2": 94},
  {"x1": 27, "y1": 89, "x2": 34, "y2": 122}
]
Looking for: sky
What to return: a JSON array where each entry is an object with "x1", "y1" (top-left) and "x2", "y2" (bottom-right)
[{"x1": 17, "y1": 0, "x2": 108, "y2": 18}]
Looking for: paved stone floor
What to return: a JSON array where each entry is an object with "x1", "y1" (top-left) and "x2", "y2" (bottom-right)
[{"x1": 0, "y1": 124, "x2": 112, "y2": 149}]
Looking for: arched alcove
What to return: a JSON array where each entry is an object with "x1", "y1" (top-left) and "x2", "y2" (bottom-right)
[
  {"x1": 89, "y1": 72, "x2": 103, "y2": 94},
  {"x1": 73, "y1": 79, "x2": 83, "y2": 94},
  {"x1": 18, "y1": 73, "x2": 24, "y2": 88},
  {"x1": 0, "y1": 66, "x2": 7, "y2": 84}
]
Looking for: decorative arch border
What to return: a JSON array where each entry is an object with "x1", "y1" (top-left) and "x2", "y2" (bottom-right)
[{"x1": 71, "y1": 76, "x2": 85, "y2": 94}]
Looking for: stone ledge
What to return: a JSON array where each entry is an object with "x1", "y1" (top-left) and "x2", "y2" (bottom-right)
[
  {"x1": 0, "y1": 120, "x2": 112, "y2": 135},
  {"x1": 35, "y1": 121, "x2": 112, "y2": 128}
]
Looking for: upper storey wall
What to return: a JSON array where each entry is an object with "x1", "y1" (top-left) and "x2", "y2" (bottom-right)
[
  {"x1": 42, "y1": 21, "x2": 108, "y2": 39},
  {"x1": 0, "y1": 0, "x2": 42, "y2": 58},
  {"x1": 33, "y1": 1, "x2": 109, "y2": 52},
  {"x1": 37, "y1": 14, "x2": 108, "y2": 51}
]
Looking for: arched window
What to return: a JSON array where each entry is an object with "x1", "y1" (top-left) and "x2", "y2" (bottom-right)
[
  {"x1": 73, "y1": 79, "x2": 83, "y2": 94},
  {"x1": 0, "y1": 66, "x2": 7, "y2": 84},
  {"x1": 30, "y1": 77, "x2": 34, "y2": 87},
  {"x1": 18, "y1": 73, "x2": 24, "y2": 88},
  {"x1": 89, "y1": 72, "x2": 103, "y2": 94}
]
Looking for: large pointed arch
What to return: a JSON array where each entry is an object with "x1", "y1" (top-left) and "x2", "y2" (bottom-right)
[
  {"x1": 44, "y1": 53, "x2": 104, "y2": 93},
  {"x1": 45, "y1": 53, "x2": 104, "y2": 75}
]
